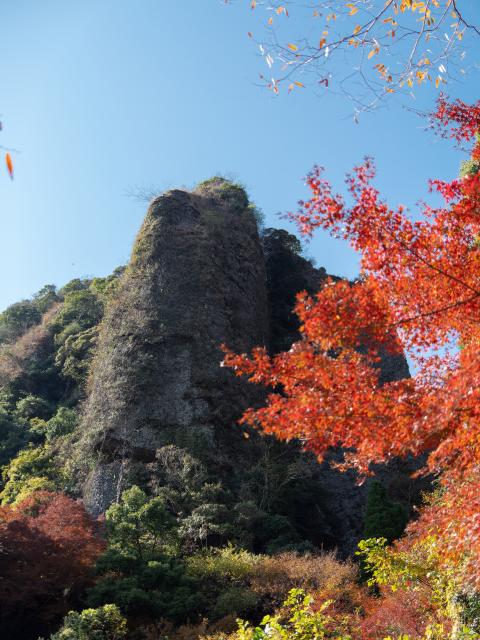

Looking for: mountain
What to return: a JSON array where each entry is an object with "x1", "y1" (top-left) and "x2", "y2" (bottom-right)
[{"x1": 0, "y1": 178, "x2": 414, "y2": 555}]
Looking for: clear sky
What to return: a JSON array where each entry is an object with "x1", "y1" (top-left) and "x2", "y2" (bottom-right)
[{"x1": 0, "y1": 1, "x2": 479, "y2": 311}]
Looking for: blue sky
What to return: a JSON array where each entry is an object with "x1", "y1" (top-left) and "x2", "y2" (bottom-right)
[{"x1": 0, "y1": 1, "x2": 479, "y2": 311}]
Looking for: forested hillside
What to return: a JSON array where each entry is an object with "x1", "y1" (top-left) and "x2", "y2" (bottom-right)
[{"x1": 0, "y1": 178, "x2": 421, "y2": 639}]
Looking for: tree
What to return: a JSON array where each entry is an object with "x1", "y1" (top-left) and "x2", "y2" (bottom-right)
[
  {"x1": 87, "y1": 486, "x2": 201, "y2": 624},
  {"x1": 363, "y1": 480, "x2": 408, "y2": 544},
  {"x1": 223, "y1": 96, "x2": 480, "y2": 587},
  {"x1": 0, "y1": 300, "x2": 41, "y2": 343},
  {"x1": 0, "y1": 491, "x2": 104, "y2": 639},
  {"x1": 237, "y1": 1, "x2": 479, "y2": 113}
]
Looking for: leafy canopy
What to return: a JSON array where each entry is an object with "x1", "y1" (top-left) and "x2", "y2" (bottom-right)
[{"x1": 223, "y1": 96, "x2": 480, "y2": 588}]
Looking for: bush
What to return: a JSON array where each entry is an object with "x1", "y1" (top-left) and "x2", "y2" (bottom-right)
[
  {"x1": 49, "y1": 604, "x2": 127, "y2": 640},
  {"x1": 187, "y1": 545, "x2": 261, "y2": 583},
  {"x1": 0, "y1": 444, "x2": 64, "y2": 504},
  {"x1": 30, "y1": 406, "x2": 78, "y2": 442},
  {"x1": 15, "y1": 394, "x2": 53, "y2": 422},
  {"x1": 234, "y1": 588, "x2": 352, "y2": 640},
  {"x1": 187, "y1": 546, "x2": 261, "y2": 621}
]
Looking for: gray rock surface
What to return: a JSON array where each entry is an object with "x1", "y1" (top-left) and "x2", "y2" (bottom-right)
[{"x1": 80, "y1": 181, "x2": 268, "y2": 515}]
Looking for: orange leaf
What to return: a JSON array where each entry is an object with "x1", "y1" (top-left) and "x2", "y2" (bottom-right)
[{"x1": 5, "y1": 153, "x2": 13, "y2": 180}]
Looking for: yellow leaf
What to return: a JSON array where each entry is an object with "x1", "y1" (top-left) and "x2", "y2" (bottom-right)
[
  {"x1": 294, "y1": 81, "x2": 304, "y2": 87},
  {"x1": 367, "y1": 48, "x2": 378, "y2": 59},
  {"x1": 353, "y1": 24, "x2": 361, "y2": 35},
  {"x1": 287, "y1": 43, "x2": 298, "y2": 51},
  {"x1": 349, "y1": 6, "x2": 359, "y2": 15}
]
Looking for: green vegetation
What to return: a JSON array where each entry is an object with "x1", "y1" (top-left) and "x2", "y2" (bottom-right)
[
  {"x1": 87, "y1": 487, "x2": 201, "y2": 623},
  {"x1": 235, "y1": 588, "x2": 352, "y2": 640},
  {"x1": 363, "y1": 480, "x2": 409, "y2": 544},
  {"x1": 195, "y1": 176, "x2": 264, "y2": 227},
  {"x1": 48, "y1": 604, "x2": 127, "y2": 640}
]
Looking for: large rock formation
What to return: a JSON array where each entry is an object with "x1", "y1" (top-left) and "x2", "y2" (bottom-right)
[
  {"x1": 78, "y1": 178, "x2": 412, "y2": 554},
  {"x1": 80, "y1": 180, "x2": 269, "y2": 515}
]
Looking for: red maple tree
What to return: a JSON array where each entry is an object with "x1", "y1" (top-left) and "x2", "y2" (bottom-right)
[
  {"x1": 223, "y1": 96, "x2": 480, "y2": 587},
  {"x1": 0, "y1": 491, "x2": 104, "y2": 638}
]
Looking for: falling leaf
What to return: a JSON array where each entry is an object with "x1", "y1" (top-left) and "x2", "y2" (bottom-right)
[{"x1": 5, "y1": 153, "x2": 13, "y2": 180}]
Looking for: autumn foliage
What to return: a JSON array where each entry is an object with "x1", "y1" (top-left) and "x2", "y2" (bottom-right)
[
  {"x1": 223, "y1": 96, "x2": 480, "y2": 588},
  {"x1": 0, "y1": 491, "x2": 104, "y2": 637}
]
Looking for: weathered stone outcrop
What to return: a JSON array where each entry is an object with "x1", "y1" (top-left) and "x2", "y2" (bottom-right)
[{"x1": 80, "y1": 180, "x2": 269, "y2": 515}]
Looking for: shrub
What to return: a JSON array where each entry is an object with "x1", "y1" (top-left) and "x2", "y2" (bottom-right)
[
  {"x1": 187, "y1": 545, "x2": 261, "y2": 583},
  {"x1": 15, "y1": 394, "x2": 53, "y2": 422},
  {"x1": 30, "y1": 406, "x2": 78, "y2": 442},
  {"x1": 250, "y1": 551, "x2": 358, "y2": 610},
  {"x1": 48, "y1": 604, "x2": 127, "y2": 640},
  {"x1": 0, "y1": 444, "x2": 63, "y2": 504},
  {"x1": 234, "y1": 588, "x2": 352, "y2": 640}
]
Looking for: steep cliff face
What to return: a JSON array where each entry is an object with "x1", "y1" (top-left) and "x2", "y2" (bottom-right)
[
  {"x1": 77, "y1": 179, "x2": 412, "y2": 555},
  {"x1": 80, "y1": 180, "x2": 269, "y2": 515}
]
